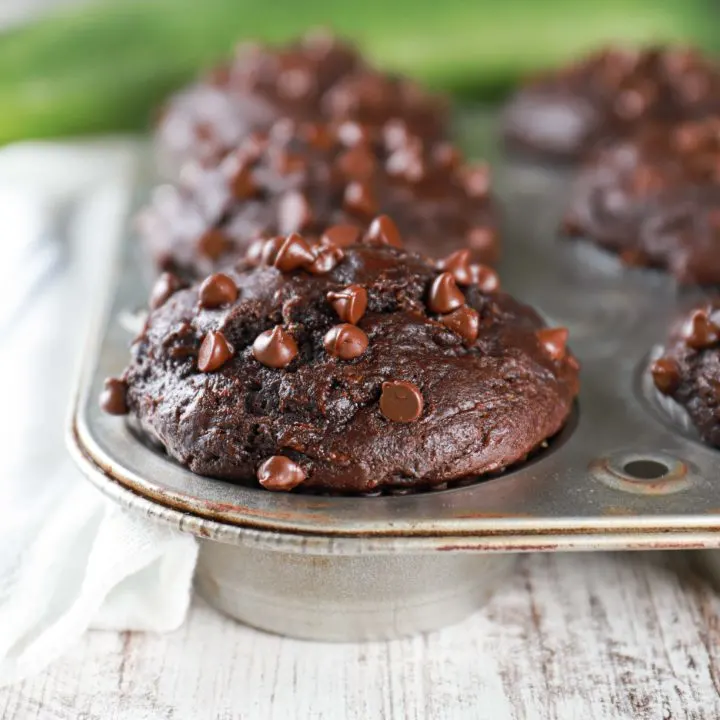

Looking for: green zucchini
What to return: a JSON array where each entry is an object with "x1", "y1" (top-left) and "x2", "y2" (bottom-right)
[{"x1": 0, "y1": 0, "x2": 715, "y2": 142}]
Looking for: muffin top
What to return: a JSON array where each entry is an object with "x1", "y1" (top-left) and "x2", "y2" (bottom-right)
[
  {"x1": 652, "y1": 299, "x2": 720, "y2": 446},
  {"x1": 563, "y1": 118, "x2": 720, "y2": 283},
  {"x1": 156, "y1": 31, "x2": 448, "y2": 173},
  {"x1": 106, "y1": 226, "x2": 578, "y2": 494},
  {"x1": 140, "y1": 117, "x2": 498, "y2": 279},
  {"x1": 503, "y1": 46, "x2": 720, "y2": 160}
]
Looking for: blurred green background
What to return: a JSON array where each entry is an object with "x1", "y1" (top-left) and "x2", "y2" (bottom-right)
[{"x1": 0, "y1": 0, "x2": 717, "y2": 143}]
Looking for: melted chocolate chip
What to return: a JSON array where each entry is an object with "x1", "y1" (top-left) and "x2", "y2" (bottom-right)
[
  {"x1": 307, "y1": 244, "x2": 344, "y2": 274},
  {"x1": 197, "y1": 228, "x2": 231, "y2": 260},
  {"x1": 100, "y1": 377, "x2": 129, "y2": 415},
  {"x1": 537, "y1": 328, "x2": 569, "y2": 361},
  {"x1": 257, "y1": 455, "x2": 306, "y2": 491},
  {"x1": 323, "y1": 323, "x2": 369, "y2": 359},
  {"x1": 440, "y1": 306, "x2": 480, "y2": 344},
  {"x1": 149, "y1": 272, "x2": 183, "y2": 310},
  {"x1": 198, "y1": 273, "x2": 239, "y2": 309},
  {"x1": 327, "y1": 284, "x2": 368, "y2": 324},
  {"x1": 366, "y1": 214, "x2": 403, "y2": 248},
  {"x1": 252, "y1": 325, "x2": 299, "y2": 368},
  {"x1": 428, "y1": 272, "x2": 465, "y2": 314},
  {"x1": 651, "y1": 357, "x2": 682, "y2": 395},
  {"x1": 682, "y1": 309, "x2": 720, "y2": 349},
  {"x1": 321, "y1": 224, "x2": 361, "y2": 248},
  {"x1": 198, "y1": 331, "x2": 234, "y2": 372},
  {"x1": 273, "y1": 233, "x2": 315, "y2": 272},
  {"x1": 380, "y1": 380, "x2": 424, "y2": 423},
  {"x1": 343, "y1": 181, "x2": 378, "y2": 217}
]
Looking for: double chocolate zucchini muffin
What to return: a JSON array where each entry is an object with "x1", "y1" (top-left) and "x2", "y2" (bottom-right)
[
  {"x1": 503, "y1": 46, "x2": 720, "y2": 160},
  {"x1": 140, "y1": 117, "x2": 498, "y2": 280},
  {"x1": 103, "y1": 225, "x2": 578, "y2": 494},
  {"x1": 563, "y1": 118, "x2": 720, "y2": 283},
  {"x1": 156, "y1": 32, "x2": 448, "y2": 175},
  {"x1": 652, "y1": 301, "x2": 720, "y2": 446}
]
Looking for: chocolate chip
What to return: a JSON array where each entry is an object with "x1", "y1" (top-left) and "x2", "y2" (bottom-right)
[
  {"x1": 433, "y1": 142, "x2": 461, "y2": 169},
  {"x1": 327, "y1": 284, "x2": 368, "y2": 324},
  {"x1": 386, "y1": 145, "x2": 424, "y2": 181},
  {"x1": 366, "y1": 214, "x2": 403, "y2": 248},
  {"x1": 245, "y1": 237, "x2": 267, "y2": 266},
  {"x1": 323, "y1": 323, "x2": 369, "y2": 359},
  {"x1": 273, "y1": 233, "x2": 316, "y2": 272},
  {"x1": 301, "y1": 122, "x2": 335, "y2": 150},
  {"x1": 336, "y1": 145, "x2": 376, "y2": 179},
  {"x1": 236, "y1": 132, "x2": 267, "y2": 164},
  {"x1": 428, "y1": 272, "x2": 465, "y2": 314},
  {"x1": 228, "y1": 162, "x2": 257, "y2": 200},
  {"x1": 260, "y1": 236, "x2": 286, "y2": 266},
  {"x1": 380, "y1": 381, "x2": 424, "y2": 423},
  {"x1": 467, "y1": 227, "x2": 497, "y2": 258},
  {"x1": 437, "y1": 249, "x2": 474, "y2": 285},
  {"x1": 257, "y1": 455, "x2": 306, "y2": 491},
  {"x1": 615, "y1": 88, "x2": 647, "y2": 120},
  {"x1": 336, "y1": 121, "x2": 370, "y2": 147},
  {"x1": 252, "y1": 325, "x2": 298, "y2": 368},
  {"x1": 651, "y1": 357, "x2": 681, "y2": 395},
  {"x1": 100, "y1": 377, "x2": 129, "y2": 415},
  {"x1": 682, "y1": 309, "x2": 720, "y2": 349},
  {"x1": 321, "y1": 224, "x2": 361, "y2": 248},
  {"x1": 277, "y1": 66, "x2": 314, "y2": 99},
  {"x1": 197, "y1": 229, "x2": 231, "y2": 260},
  {"x1": 199, "y1": 273, "x2": 238, "y2": 309},
  {"x1": 468, "y1": 264, "x2": 500, "y2": 293},
  {"x1": 561, "y1": 214, "x2": 583, "y2": 236},
  {"x1": 344, "y1": 181, "x2": 378, "y2": 217},
  {"x1": 537, "y1": 328, "x2": 569, "y2": 361},
  {"x1": 149, "y1": 272, "x2": 183, "y2": 310},
  {"x1": 462, "y1": 164, "x2": 491, "y2": 198},
  {"x1": 307, "y1": 244, "x2": 344, "y2": 275},
  {"x1": 383, "y1": 119, "x2": 411, "y2": 151},
  {"x1": 279, "y1": 191, "x2": 313, "y2": 235},
  {"x1": 440, "y1": 306, "x2": 480, "y2": 344},
  {"x1": 273, "y1": 149, "x2": 307, "y2": 176},
  {"x1": 198, "y1": 331, "x2": 234, "y2": 372}
]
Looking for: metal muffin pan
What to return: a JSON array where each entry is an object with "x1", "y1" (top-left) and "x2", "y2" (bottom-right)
[{"x1": 69, "y1": 110, "x2": 720, "y2": 641}]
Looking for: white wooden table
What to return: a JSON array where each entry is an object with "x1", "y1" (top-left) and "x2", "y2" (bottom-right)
[{"x1": 3, "y1": 551, "x2": 720, "y2": 719}]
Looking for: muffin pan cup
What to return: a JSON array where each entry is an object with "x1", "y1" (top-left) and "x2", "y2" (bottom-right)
[{"x1": 69, "y1": 112, "x2": 720, "y2": 641}]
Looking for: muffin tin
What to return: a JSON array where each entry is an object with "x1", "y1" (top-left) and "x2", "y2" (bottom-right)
[{"x1": 69, "y1": 109, "x2": 720, "y2": 641}]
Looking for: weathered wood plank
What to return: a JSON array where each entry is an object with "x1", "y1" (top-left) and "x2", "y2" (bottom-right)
[{"x1": 2, "y1": 553, "x2": 720, "y2": 720}]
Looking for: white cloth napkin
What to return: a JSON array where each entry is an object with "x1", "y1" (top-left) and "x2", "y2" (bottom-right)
[{"x1": 0, "y1": 141, "x2": 198, "y2": 687}]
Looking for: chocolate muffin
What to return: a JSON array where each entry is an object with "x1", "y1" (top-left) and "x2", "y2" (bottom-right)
[
  {"x1": 139, "y1": 117, "x2": 498, "y2": 279},
  {"x1": 103, "y1": 227, "x2": 579, "y2": 494},
  {"x1": 503, "y1": 46, "x2": 720, "y2": 160},
  {"x1": 156, "y1": 32, "x2": 448, "y2": 175},
  {"x1": 563, "y1": 118, "x2": 720, "y2": 283},
  {"x1": 651, "y1": 300, "x2": 720, "y2": 446}
]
